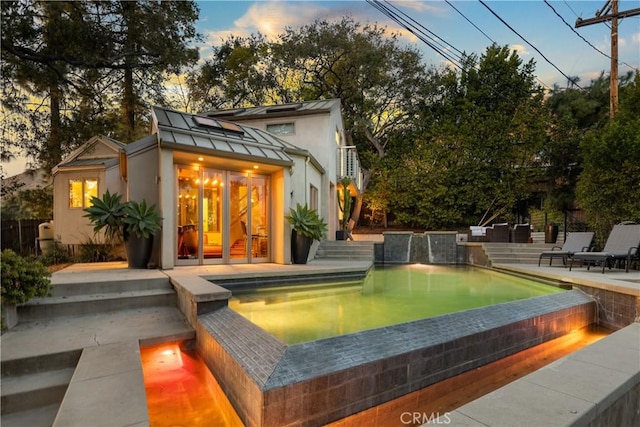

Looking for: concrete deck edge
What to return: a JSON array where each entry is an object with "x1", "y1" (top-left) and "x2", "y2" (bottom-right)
[
  {"x1": 444, "y1": 322, "x2": 640, "y2": 427},
  {"x1": 52, "y1": 340, "x2": 149, "y2": 427}
]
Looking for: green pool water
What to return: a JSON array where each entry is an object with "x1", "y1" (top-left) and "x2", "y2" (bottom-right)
[{"x1": 228, "y1": 265, "x2": 564, "y2": 344}]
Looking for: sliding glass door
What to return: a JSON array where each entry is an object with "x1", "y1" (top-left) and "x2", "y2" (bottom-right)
[{"x1": 176, "y1": 166, "x2": 269, "y2": 265}]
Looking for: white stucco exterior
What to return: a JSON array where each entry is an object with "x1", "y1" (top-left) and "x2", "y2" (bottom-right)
[{"x1": 52, "y1": 100, "x2": 358, "y2": 269}]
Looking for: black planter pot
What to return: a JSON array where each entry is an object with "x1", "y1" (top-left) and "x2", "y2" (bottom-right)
[
  {"x1": 291, "y1": 229, "x2": 313, "y2": 264},
  {"x1": 125, "y1": 232, "x2": 154, "y2": 269},
  {"x1": 336, "y1": 230, "x2": 346, "y2": 241}
]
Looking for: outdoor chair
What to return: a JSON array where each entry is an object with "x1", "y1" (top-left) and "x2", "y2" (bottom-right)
[
  {"x1": 486, "y1": 223, "x2": 510, "y2": 242},
  {"x1": 538, "y1": 231, "x2": 594, "y2": 267},
  {"x1": 569, "y1": 223, "x2": 640, "y2": 273},
  {"x1": 511, "y1": 224, "x2": 531, "y2": 243},
  {"x1": 468, "y1": 226, "x2": 488, "y2": 242}
]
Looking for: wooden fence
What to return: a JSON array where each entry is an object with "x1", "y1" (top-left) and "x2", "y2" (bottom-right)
[{"x1": 1, "y1": 219, "x2": 49, "y2": 256}]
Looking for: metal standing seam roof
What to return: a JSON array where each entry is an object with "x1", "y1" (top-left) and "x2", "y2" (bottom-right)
[
  {"x1": 204, "y1": 98, "x2": 340, "y2": 119},
  {"x1": 57, "y1": 158, "x2": 121, "y2": 169},
  {"x1": 152, "y1": 106, "x2": 295, "y2": 166}
]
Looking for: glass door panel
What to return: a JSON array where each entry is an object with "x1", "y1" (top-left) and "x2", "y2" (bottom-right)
[
  {"x1": 203, "y1": 170, "x2": 223, "y2": 260},
  {"x1": 177, "y1": 167, "x2": 200, "y2": 261},
  {"x1": 251, "y1": 175, "x2": 269, "y2": 259},
  {"x1": 229, "y1": 172, "x2": 248, "y2": 260}
]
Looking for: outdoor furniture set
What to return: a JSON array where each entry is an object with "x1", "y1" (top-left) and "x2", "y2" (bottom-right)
[
  {"x1": 538, "y1": 223, "x2": 640, "y2": 273},
  {"x1": 468, "y1": 223, "x2": 531, "y2": 243}
]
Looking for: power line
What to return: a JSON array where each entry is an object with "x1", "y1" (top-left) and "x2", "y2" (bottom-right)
[
  {"x1": 366, "y1": 0, "x2": 465, "y2": 70},
  {"x1": 443, "y1": 0, "x2": 550, "y2": 90},
  {"x1": 478, "y1": 0, "x2": 583, "y2": 90},
  {"x1": 367, "y1": 0, "x2": 549, "y2": 100},
  {"x1": 444, "y1": 0, "x2": 495, "y2": 45},
  {"x1": 548, "y1": 0, "x2": 637, "y2": 72},
  {"x1": 544, "y1": 0, "x2": 611, "y2": 60}
]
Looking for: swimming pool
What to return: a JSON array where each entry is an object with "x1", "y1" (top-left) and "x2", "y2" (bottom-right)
[{"x1": 229, "y1": 265, "x2": 564, "y2": 344}]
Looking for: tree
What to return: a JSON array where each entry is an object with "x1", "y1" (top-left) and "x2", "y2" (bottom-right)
[
  {"x1": 187, "y1": 34, "x2": 277, "y2": 110},
  {"x1": 273, "y1": 18, "x2": 428, "y2": 224},
  {"x1": 1, "y1": 0, "x2": 200, "y2": 171},
  {"x1": 576, "y1": 72, "x2": 640, "y2": 244},
  {"x1": 385, "y1": 45, "x2": 547, "y2": 229},
  {"x1": 541, "y1": 73, "x2": 611, "y2": 215},
  {"x1": 189, "y1": 17, "x2": 429, "y2": 225}
]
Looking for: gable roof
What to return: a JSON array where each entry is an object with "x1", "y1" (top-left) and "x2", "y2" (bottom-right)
[
  {"x1": 203, "y1": 98, "x2": 341, "y2": 120},
  {"x1": 53, "y1": 135, "x2": 125, "y2": 173},
  {"x1": 149, "y1": 106, "x2": 297, "y2": 167}
]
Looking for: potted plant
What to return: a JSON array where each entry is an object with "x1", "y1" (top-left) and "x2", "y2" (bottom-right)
[
  {"x1": 84, "y1": 190, "x2": 163, "y2": 269},
  {"x1": 1, "y1": 249, "x2": 52, "y2": 331},
  {"x1": 336, "y1": 177, "x2": 352, "y2": 240},
  {"x1": 285, "y1": 203, "x2": 327, "y2": 264}
]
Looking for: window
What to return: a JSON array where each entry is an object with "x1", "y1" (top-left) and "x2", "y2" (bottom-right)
[
  {"x1": 266, "y1": 122, "x2": 295, "y2": 136},
  {"x1": 69, "y1": 178, "x2": 98, "y2": 208},
  {"x1": 309, "y1": 185, "x2": 318, "y2": 211}
]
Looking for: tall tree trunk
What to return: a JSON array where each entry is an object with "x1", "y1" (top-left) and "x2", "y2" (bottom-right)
[
  {"x1": 46, "y1": 84, "x2": 64, "y2": 170},
  {"x1": 122, "y1": 67, "x2": 135, "y2": 142}
]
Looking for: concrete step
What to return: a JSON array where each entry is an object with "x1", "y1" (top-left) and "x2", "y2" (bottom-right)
[
  {"x1": 1, "y1": 368, "x2": 75, "y2": 415},
  {"x1": 1, "y1": 350, "x2": 81, "y2": 416},
  {"x1": 491, "y1": 257, "x2": 542, "y2": 265},
  {"x1": 18, "y1": 288, "x2": 177, "y2": 321},
  {"x1": 0, "y1": 403, "x2": 59, "y2": 427},
  {"x1": 482, "y1": 243, "x2": 557, "y2": 265},
  {"x1": 315, "y1": 241, "x2": 375, "y2": 261},
  {"x1": 49, "y1": 277, "x2": 171, "y2": 297}
]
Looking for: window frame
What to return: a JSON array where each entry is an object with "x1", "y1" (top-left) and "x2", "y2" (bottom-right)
[
  {"x1": 266, "y1": 122, "x2": 295, "y2": 136},
  {"x1": 68, "y1": 178, "x2": 98, "y2": 209},
  {"x1": 309, "y1": 184, "x2": 318, "y2": 211}
]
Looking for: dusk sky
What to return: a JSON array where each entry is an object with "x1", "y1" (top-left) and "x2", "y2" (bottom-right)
[{"x1": 196, "y1": 0, "x2": 639, "y2": 89}]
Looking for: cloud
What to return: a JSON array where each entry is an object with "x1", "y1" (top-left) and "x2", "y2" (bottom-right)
[
  {"x1": 198, "y1": 0, "x2": 334, "y2": 60},
  {"x1": 510, "y1": 44, "x2": 530, "y2": 56}
]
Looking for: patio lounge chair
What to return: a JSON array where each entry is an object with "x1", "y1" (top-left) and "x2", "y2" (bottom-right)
[
  {"x1": 538, "y1": 231, "x2": 594, "y2": 267},
  {"x1": 569, "y1": 224, "x2": 640, "y2": 273}
]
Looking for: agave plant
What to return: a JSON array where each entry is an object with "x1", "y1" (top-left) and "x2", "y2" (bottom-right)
[
  {"x1": 83, "y1": 190, "x2": 127, "y2": 242},
  {"x1": 285, "y1": 203, "x2": 327, "y2": 242},
  {"x1": 123, "y1": 199, "x2": 163, "y2": 239},
  {"x1": 84, "y1": 191, "x2": 163, "y2": 242}
]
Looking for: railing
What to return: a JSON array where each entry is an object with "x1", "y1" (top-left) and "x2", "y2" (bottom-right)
[{"x1": 337, "y1": 146, "x2": 363, "y2": 192}]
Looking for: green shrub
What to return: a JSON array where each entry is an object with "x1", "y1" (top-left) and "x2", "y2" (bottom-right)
[
  {"x1": 1, "y1": 249, "x2": 52, "y2": 305},
  {"x1": 38, "y1": 241, "x2": 73, "y2": 266},
  {"x1": 78, "y1": 235, "x2": 119, "y2": 263}
]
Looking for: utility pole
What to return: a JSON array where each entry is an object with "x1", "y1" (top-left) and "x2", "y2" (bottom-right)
[{"x1": 576, "y1": 0, "x2": 640, "y2": 118}]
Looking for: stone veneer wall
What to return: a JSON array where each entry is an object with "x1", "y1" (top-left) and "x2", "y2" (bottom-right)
[
  {"x1": 382, "y1": 232, "x2": 462, "y2": 264},
  {"x1": 196, "y1": 290, "x2": 595, "y2": 426},
  {"x1": 573, "y1": 285, "x2": 640, "y2": 330}
]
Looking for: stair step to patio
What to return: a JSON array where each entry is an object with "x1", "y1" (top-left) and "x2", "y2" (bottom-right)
[
  {"x1": 1, "y1": 350, "x2": 81, "y2": 417},
  {"x1": 49, "y1": 277, "x2": 171, "y2": 297},
  {"x1": 482, "y1": 243, "x2": 556, "y2": 265},
  {"x1": 0, "y1": 403, "x2": 59, "y2": 427},
  {"x1": 1, "y1": 368, "x2": 75, "y2": 415},
  {"x1": 18, "y1": 288, "x2": 177, "y2": 321},
  {"x1": 315, "y1": 241, "x2": 375, "y2": 261}
]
